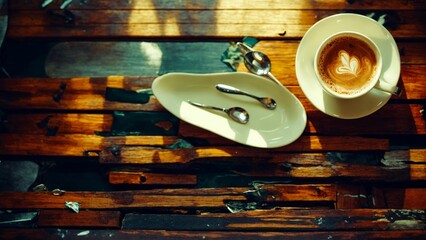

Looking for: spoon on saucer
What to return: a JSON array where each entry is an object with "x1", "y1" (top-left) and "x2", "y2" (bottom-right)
[
  {"x1": 237, "y1": 42, "x2": 283, "y2": 87},
  {"x1": 215, "y1": 84, "x2": 277, "y2": 110},
  {"x1": 187, "y1": 100, "x2": 249, "y2": 124}
]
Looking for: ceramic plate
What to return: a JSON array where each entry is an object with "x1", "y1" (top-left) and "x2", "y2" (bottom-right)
[
  {"x1": 152, "y1": 72, "x2": 306, "y2": 148},
  {"x1": 295, "y1": 13, "x2": 400, "y2": 119}
]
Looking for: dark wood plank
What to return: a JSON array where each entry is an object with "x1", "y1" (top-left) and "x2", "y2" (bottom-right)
[
  {"x1": 1, "y1": 229, "x2": 425, "y2": 240},
  {"x1": 122, "y1": 209, "x2": 426, "y2": 231},
  {"x1": 37, "y1": 210, "x2": 121, "y2": 227}
]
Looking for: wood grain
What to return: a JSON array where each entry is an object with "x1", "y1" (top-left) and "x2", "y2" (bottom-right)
[
  {"x1": 122, "y1": 209, "x2": 425, "y2": 230},
  {"x1": 1, "y1": 229, "x2": 425, "y2": 240},
  {"x1": 0, "y1": 184, "x2": 335, "y2": 209},
  {"x1": 9, "y1": 0, "x2": 426, "y2": 10},
  {"x1": 108, "y1": 171, "x2": 197, "y2": 185},
  {"x1": 37, "y1": 210, "x2": 121, "y2": 227}
]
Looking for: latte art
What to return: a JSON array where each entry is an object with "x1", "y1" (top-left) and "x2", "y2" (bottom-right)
[
  {"x1": 336, "y1": 50, "x2": 360, "y2": 76},
  {"x1": 317, "y1": 35, "x2": 378, "y2": 96}
]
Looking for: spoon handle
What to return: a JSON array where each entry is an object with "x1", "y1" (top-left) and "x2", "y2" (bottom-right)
[
  {"x1": 215, "y1": 84, "x2": 258, "y2": 100},
  {"x1": 266, "y1": 72, "x2": 284, "y2": 87},
  {"x1": 187, "y1": 100, "x2": 225, "y2": 112}
]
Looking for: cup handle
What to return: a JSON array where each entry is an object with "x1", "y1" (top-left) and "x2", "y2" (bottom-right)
[{"x1": 374, "y1": 80, "x2": 402, "y2": 96}]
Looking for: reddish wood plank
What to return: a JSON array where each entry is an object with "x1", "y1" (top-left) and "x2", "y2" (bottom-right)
[
  {"x1": 6, "y1": 9, "x2": 426, "y2": 39},
  {"x1": 2, "y1": 102, "x2": 424, "y2": 136},
  {"x1": 237, "y1": 162, "x2": 424, "y2": 182},
  {"x1": 3, "y1": 113, "x2": 112, "y2": 134},
  {"x1": 0, "y1": 77, "x2": 161, "y2": 111},
  {"x1": 108, "y1": 171, "x2": 197, "y2": 185},
  {"x1": 0, "y1": 184, "x2": 335, "y2": 209},
  {"x1": 99, "y1": 138, "x2": 389, "y2": 164},
  {"x1": 9, "y1": 0, "x2": 426, "y2": 10},
  {"x1": 372, "y1": 188, "x2": 426, "y2": 209},
  {"x1": 0, "y1": 134, "x2": 179, "y2": 156},
  {"x1": 1, "y1": 229, "x2": 425, "y2": 240},
  {"x1": 37, "y1": 210, "x2": 121, "y2": 227}
]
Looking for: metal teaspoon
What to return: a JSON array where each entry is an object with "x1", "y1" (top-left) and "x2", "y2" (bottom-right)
[
  {"x1": 236, "y1": 42, "x2": 284, "y2": 87},
  {"x1": 216, "y1": 84, "x2": 277, "y2": 110},
  {"x1": 187, "y1": 100, "x2": 249, "y2": 124}
]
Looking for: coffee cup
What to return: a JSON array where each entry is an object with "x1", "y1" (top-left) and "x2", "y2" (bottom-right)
[{"x1": 314, "y1": 31, "x2": 400, "y2": 99}]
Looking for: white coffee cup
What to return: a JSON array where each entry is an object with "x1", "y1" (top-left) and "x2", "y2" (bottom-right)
[{"x1": 314, "y1": 31, "x2": 400, "y2": 99}]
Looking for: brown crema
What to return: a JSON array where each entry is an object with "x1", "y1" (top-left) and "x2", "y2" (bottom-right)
[{"x1": 317, "y1": 35, "x2": 378, "y2": 96}]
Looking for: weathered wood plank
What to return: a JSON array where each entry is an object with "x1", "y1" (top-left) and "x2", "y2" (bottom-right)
[
  {"x1": 0, "y1": 134, "x2": 179, "y2": 156},
  {"x1": 0, "y1": 76, "x2": 154, "y2": 91},
  {"x1": 2, "y1": 102, "x2": 425, "y2": 136},
  {"x1": 0, "y1": 184, "x2": 335, "y2": 209},
  {"x1": 1, "y1": 66, "x2": 424, "y2": 110},
  {"x1": 0, "y1": 77, "x2": 161, "y2": 111},
  {"x1": 234, "y1": 161, "x2": 425, "y2": 182},
  {"x1": 383, "y1": 149, "x2": 426, "y2": 165},
  {"x1": 1, "y1": 229, "x2": 425, "y2": 240},
  {"x1": 108, "y1": 171, "x2": 197, "y2": 185},
  {"x1": 10, "y1": 10, "x2": 426, "y2": 27},
  {"x1": 45, "y1": 42, "x2": 231, "y2": 78},
  {"x1": 32, "y1": 145, "x2": 417, "y2": 182},
  {"x1": 2, "y1": 113, "x2": 112, "y2": 135},
  {"x1": 99, "y1": 138, "x2": 389, "y2": 164},
  {"x1": 336, "y1": 184, "x2": 369, "y2": 209},
  {"x1": 43, "y1": 41, "x2": 426, "y2": 80},
  {"x1": 37, "y1": 210, "x2": 121, "y2": 227},
  {"x1": 6, "y1": 10, "x2": 426, "y2": 38},
  {"x1": 372, "y1": 188, "x2": 426, "y2": 209},
  {"x1": 0, "y1": 133, "x2": 389, "y2": 157},
  {"x1": 9, "y1": 0, "x2": 426, "y2": 10},
  {"x1": 122, "y1": 209, "x2": 425, "y2": 231},
  {"x1": 408, "y1": 149, "x2": 426, "y2": 163}
]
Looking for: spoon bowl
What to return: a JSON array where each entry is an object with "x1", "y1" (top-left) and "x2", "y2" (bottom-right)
[
  {"x1": 237, "y1": 42, "x2": 283, "y2": 87},
  {"x1": 243, "y1": 51, "x2": 272, "y2": 76},
  {"x1": 187, "y1": 100, "x2": 249, "y2": 124}
]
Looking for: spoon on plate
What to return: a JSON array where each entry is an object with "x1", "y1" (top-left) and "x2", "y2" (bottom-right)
[
  {"x1": 215, "y1": 84, "x2": 277, "y2": 110},
  {"x1": 187, "y1": 100, "x2": 249, "y2": 124},
  {"x1": 236, "y1": 42, "x2": 283, "y2": 87}
]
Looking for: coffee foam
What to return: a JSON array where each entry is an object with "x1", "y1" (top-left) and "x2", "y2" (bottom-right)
[{"x1": 317, "y1": 35, "x2": 378, "y2": 96}]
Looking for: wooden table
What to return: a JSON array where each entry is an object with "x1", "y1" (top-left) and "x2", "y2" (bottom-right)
[{"x1": 0, "y1": 1, "x2": 425, "y2": 239}]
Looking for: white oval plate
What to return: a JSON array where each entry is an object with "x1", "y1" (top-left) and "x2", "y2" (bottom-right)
[
  {"x1": 295, "y1": 13, "x2": 400, "y2": 119},
  {"x1": 152, "y1": 72, "x2": 306, "y2": 148}
]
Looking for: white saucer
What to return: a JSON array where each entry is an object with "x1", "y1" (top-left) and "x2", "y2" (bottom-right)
[
  {"x1": 295, "y1": 13, "x2": 400, "y2": 119},
  {"x1": 152, "y1": 72, "x2": 306, "y2": 148}
]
